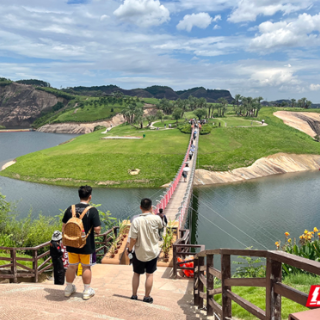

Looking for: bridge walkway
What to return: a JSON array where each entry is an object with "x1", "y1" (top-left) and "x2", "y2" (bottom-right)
[{"x1": 164, "y1": 131, "x2": 199, "y2": 223}]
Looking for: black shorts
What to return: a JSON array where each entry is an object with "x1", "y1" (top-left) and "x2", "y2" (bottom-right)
[{"x1": 132, "y1": 253, "x2": 158, "y2": 275}]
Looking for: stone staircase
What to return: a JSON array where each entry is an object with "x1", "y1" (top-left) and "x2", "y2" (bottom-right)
[{"x1": 0, "y1": 264, "x2": 213, "y2": 320}]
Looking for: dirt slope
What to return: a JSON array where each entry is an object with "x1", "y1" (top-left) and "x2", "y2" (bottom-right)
[
  {"x1": 274, "y1": 111, "x2": 320, "y2": 137},
  {"x1": 195, "y1": 153, "x2": 320, "y2": 185},
  {"x1": 0, "y1": 83, "x2": 65, "y2": 128}
]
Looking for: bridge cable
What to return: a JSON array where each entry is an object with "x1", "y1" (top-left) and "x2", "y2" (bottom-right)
[
  {"x1": 191, "y1": 193, "x2": 269, "y2": 250},
  {"x1": 197, "y1": 188, "x2": 279, "y2": 241},
  {"x1": 187, "y1": 205, "x2": 249, "y2": 248}
]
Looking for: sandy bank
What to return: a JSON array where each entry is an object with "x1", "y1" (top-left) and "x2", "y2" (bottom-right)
[
  {"x1": 274, "y1": 111, "x2": 320, "y2": 137},
  {"x1": 194, "y1": 153, "x2": 320, "y2": 186},
  {"x1": 1, "y1": 160, "x2": 16, "y2": 171},
  {"x1": 37, "y1": 114, "x2": 125, "y2": 134}
]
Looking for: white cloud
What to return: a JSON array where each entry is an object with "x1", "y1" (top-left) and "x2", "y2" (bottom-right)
[
  {"x1": 213, "y1": 14, "x2": 221, "y2": 22},
  {"x1": 100, "y1": 15, "x2": 109, "y2": 21},
  {"x1": 213, "y1": 25, "x2": 221, "y2": 30},
  {"x1": 177, "y1": 12, "x2": 213, "y2": 32},
  {"x1": 113, "y1": 0, "x2": 170, "y2": 27},
  {"x1": 310, "y1": 84, "x2": 320, "y2": 91},
  {"x1": 228, "y1": 0, "x2": 313, "y2": 23},
  {"x1": 251, "y1": 13, "x2": 320, "y2": 51}
]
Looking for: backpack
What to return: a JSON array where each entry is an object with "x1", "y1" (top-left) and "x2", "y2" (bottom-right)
[{"x1": 62, "y1": 205, "x2": 93, "y2": 249}]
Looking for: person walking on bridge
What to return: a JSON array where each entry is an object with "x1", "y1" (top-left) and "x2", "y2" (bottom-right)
[
  {"x1": 62, "y1": 185, "x2": 101, "y2": 300},
  {"x1": 126, "y1": 198, "x2": 166, "y2": 303}
]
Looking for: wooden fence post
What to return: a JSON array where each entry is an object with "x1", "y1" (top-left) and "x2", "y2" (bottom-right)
[
  {"x1": 33, "y1": 250, "x2": 39, "y2": 283},
  {"x1": 103, "y1": 235, "x2": 108, "y2": 255},
  {"x1": 221, "y1": 254, "x2": 231, "y2": 320},
  {"x1": 206, "y1": 254, "x2": 214, "y2": 316},
  {"x1": 198, "y1": 256, "x2": 205, "y2": 309},
  {"x1": 266, "y1": 257, "x2": 282, "y2": 320},
  {"x1": 194, "y1": 257, "x2": 199, "y2": 306},
  {"x1": 10, "y1": 249, "x2": 17, "y2": 283}
]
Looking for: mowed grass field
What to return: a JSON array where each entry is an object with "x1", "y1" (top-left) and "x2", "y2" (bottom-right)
[
  {"x1": 198, "y1": 107, "x2": 320, "y2": 171},
  {"x1": 1, "y1": 124, "x2": 189, "y2": 188}
]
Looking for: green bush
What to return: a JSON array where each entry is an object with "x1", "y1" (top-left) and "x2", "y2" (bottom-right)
[
  {"x1": 178, "y1": 124, "x2": 192, "y2": 134},
  {"x1": 200, "y1": 124, "x2": 212, "y2": 135},
  {"x1": 0, "y1": 125, "x2": 6, "y2": 129},
  {"x1": 94, "y1": 125, "x2": 106, "y2": 131}
]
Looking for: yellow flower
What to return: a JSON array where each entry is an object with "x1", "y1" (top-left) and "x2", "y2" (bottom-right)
[
  {"x1": 275, "y1": 241, "x2": 280, "y2": 247},
  {"x1": 299, "y1": 236, "x2": 303, "y2": 239},
  {"x1": 288, "y1": 238, "x2": 292, "y2": 243},
  {"x1": 314, "y1": 227, "x2": 319, "y2": 232},
  {"x1": 304, "y1": 229, "x2": 308, "y2": 234},
  {"x1": 285, "y1": 232, "x2": 290, "y2": 237},
  {"x1": 308, "y1": 236, "x2": 312, "y2": 240},
  {"x1": 318, "y1": 232, "x2": 320, "y2": 238}
]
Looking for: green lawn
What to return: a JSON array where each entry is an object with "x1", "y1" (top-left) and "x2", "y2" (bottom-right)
[
  {"x1": 198, "y1": 108, "x2": 320, "y2": 171},
  {"x1": 153, "y1": 119, "x2": 186, "y2": 128},
  {"x1": 1, "y1": 124, "x2": 189, "y2": 188},
  {"x1": 52, "y1": 101, "x2": 124, "y2": 123}
]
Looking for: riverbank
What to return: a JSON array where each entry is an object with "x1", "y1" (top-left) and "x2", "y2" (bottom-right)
[
  {"x1": 37, "y1": 113, "x2": 125, "y2": 134},
  {"x1": 194, "y1": 153, "x2": 320, "y2": 185},
  {"x1": 1, "y1": 160, "x2": 16, "y2": 171}
]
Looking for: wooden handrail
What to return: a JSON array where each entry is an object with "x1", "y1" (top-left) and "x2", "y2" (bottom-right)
[
  {"x1": 192, "y1": 248, "x2": 320, "y2": 320},
  {"x1": 0, "y1": 226, "x2": 117, "y2": 283}
]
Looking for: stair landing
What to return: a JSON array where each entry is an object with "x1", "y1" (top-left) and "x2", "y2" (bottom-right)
[{"x1": 0, "y1": 264, "x2": 213, "y2": 320}]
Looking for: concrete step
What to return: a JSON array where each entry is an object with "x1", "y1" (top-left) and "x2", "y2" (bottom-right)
[{"x1": 0, "y1": 265, "x2": 213, "y2": 320}]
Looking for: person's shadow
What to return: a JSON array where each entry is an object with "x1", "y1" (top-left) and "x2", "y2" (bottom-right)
[{"x1": 44, "y1": 288, "x2": 83, "y2": 301}]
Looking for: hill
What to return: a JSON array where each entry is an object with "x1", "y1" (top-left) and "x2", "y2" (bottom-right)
[
  {"x1": 0, "y1": 82, "x2": 67, "y2": 128},
  {"x1": 63, "y1": 85, "x2": 233, "y2": 102}
]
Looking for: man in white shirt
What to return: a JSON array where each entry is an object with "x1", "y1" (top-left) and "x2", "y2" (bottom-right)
[{"x1": 126, "y1": 198, "x2": 166, "y2": 303}]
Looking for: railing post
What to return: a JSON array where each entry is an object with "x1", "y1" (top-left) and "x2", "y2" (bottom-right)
[
  {"x1": 194, "y1": 257, "x2": 199, "y2": 307},
  {"x1": 33, "y1": 250, "x2": 39, "y2": 283},
  {"x1": 198, "y1": 255, "x2": 205, "y2": 309},
  {"x1": 173, "y1": 244, "x2": 177, "y2": 279},
  {"x1": 266, "y1": 257, "x2": 282, "y2": 320},
  {"x1": 10, "y1": 249, "x2": 17, "y2": 283},
  {"x1": 103, "y1": 235, "x2": 108, "y2": 255},
  {"x1": 207, "y1": 254, "x2": 214, "y2": 316},
  {"x1": 221, "y1": 254, "x2": 231, "y2": 320}
]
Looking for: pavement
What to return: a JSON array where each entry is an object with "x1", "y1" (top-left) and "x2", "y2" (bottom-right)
[{"x1": 0, "y1": 264, "x2": 213, "y2": 320}]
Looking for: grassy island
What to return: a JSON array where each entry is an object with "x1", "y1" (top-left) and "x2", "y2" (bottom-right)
[
  {"x1": 2, "y1": 107, "x2": 320, "y2": 188},
  {"x1": 1, "y1": 124, "x2": 189, "y2": 188}
]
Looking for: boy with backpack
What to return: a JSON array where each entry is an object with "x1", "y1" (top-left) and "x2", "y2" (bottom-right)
[{"x1": 62, "y1": 185, "x2": 101, "y2": 300}]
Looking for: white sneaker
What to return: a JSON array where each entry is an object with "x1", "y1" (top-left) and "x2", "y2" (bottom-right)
[
  {"x1": 65, "y1": 284, "x2": 76, "y2": 297},
  {"x1": 83, "y1": 288, "x2": 95, "y2": 300}
]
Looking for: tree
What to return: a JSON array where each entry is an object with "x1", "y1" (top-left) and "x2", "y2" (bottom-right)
[
  {"x1": 291, "y1": 99, "x2": 296, "y2": 108},
  {"x1": 234, "y1": 94, "x2": 242, "y2": 112},
  {"x1": 217, "y1": 98, "x2": 228, "y2": 117},
  {"x1": 172, "y1": 108, "x2": 183, "y2": 123},
  {"x1": 194, "y1": 108, "x2": 207, "y2": 120},
  {"x1": 156, "y1": 110, "x2": 164, "y2": 122},
  {"x1": 306, "y1": 100, "x2": 312, "y2": 109}
]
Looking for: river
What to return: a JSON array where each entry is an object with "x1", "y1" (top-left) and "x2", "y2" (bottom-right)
[{"x1": 1, "y1": 132, "x2": 320, "y2": 250}]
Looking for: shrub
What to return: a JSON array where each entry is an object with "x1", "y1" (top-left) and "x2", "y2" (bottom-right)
[
  {"x1": 111, "y1": 108, "x2": 114, "y2": 113},
  {"x1": 94, "y1": 125, "x2": 106, "y2": 132},
  {"x1": 0, "y1": 125, "x2": 6, "y2": 129},
  {"x1": 163, "y1": 115, "x2": 170, "y2": 120},
  {"x1": 233, "y1": 247, "x2": 266, "y2": 278},
  {"x1": 178, "y1": 124, "x2": 191, "y2": 134},
  {"x1": 200, "y1": 124, "x2": 212, "y2": 135},
  {"x1": 275, "y1": 229, "x2": 320, "y2": 277}
]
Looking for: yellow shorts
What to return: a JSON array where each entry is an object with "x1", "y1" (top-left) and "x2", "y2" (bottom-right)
[{"x1": 67, "y1": 252, "x2": 97, "y2": 267}]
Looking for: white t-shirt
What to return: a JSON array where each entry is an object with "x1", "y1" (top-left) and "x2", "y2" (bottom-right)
[{"x1": 128, "y1": 213, "x2": 165, "y2": 262}]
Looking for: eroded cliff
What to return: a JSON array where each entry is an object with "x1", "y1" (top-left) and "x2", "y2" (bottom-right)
[{"x1": 0, "y1": 83, "x2": 65, "y2": 128}]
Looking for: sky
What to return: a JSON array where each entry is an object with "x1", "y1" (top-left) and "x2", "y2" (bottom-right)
[{"x1": 1, "y1": 0, "x2": 320, "y2": 101}]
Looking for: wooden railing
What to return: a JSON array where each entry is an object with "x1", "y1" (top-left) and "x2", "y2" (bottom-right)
[
  {"x1": 0, "y1": 227, "x2": 117, "y2": 283},
  {"x1": 172, "y1": 229, "x2": 205, "y2": 278},
  {"x1": 193, "y1": 249, "x2": 320, "y2": 320}
]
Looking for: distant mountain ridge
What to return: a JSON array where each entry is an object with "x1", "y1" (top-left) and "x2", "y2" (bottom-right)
[{"x1": 64, "y1": 85, "x2": 234, "y2": 103}]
